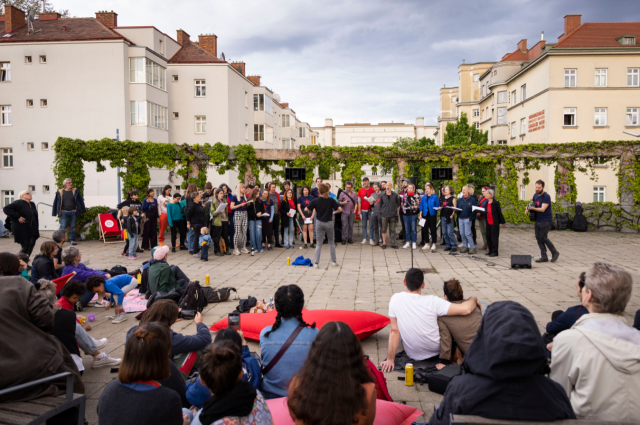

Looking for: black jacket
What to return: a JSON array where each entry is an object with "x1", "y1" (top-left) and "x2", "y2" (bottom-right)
[
  {"x1": 486, "y1": 200, "x2": 506, "y2": 225},
  {"x1": 429, "y1": 301, "x2": 575, "y2": 425},
  {"x1": 279, "y1": 199, "x2": 293, "y2": 227},
  {"x1": 185, "y1": 201, "x2": 206, "y2": 227},
  {"x1": 31, "y1": 255, "x2": 56, "y2": 285},
  {"x1": 247, "y1": 198, "x2": 264, "y2": 222},
  {"x1": 3, "y1": 199, "x2": 39, "y2": 245},
  {"x1": 125, "y1": 215, "x2": 141, "y2": 236},
  {"x1": 116, "y1": 199, "x2": 142, "y2": 211}
]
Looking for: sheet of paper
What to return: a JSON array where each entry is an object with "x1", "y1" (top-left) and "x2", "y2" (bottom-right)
[
  {"x1": 288, "y1": 208, "x2": 296, "y2": 217},
  {"x1": 215, "y1": 203, "x2": 228, "y2": 213},
  {"x1": 419, "y1": 218, "x2": 426, "y2": 227},
  {"x1": 446, "y1": 206, "x2": 462, "y2": 211},
  {"x1": 472, "y1": 206, "x2": 485, "y2": 212},
  {"x1": 434, "y1": 207, "x2": 442, "y2": 210},
  {"x1": 304, "y1": 217, "x2": 313, "y2": 224}
]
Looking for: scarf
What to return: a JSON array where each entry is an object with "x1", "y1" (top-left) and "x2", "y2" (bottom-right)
[{"x1": 199, "y1": 381, "x2": 257, "y2": 425}]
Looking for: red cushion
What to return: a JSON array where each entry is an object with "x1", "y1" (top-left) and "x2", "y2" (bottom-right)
[
  {"x1": 265, "y1": 397, "x2": 423, "y2": 425},
  {"x1": 210, "y1": 309, "x2": 389, "y2": 341}
]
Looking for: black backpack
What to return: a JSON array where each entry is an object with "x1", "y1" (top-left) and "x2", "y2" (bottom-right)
[
  {"x1": 178, "y1": 281, "x2": 208, "y2": 313},
  {"x1": 556, "y1": 213, "x2": 569, "y2": 231},
  {"x1": 201, "y1": 286, "x2": 237, "y2": 303},
  {"x1": 571, "y1": 202, "x2": 588, "y2": 232},
  {"x1": 235, "y1": 296, "x2": 257, "y2": 313}
]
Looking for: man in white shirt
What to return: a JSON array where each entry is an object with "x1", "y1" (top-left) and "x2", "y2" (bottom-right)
[{"x1": 380, "y1": 268, "x2": 482, "y2": 372}]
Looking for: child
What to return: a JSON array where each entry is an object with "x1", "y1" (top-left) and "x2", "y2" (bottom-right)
[
  {"x1": 199, "y1": 227, "x2": 213, "y2": 261},
  {"x1": 17, "y1": 253, "x2": 30, "y2": 280},
  {"x1": 126, "y1": 206, "x2": 141, "y2": 260},
  {"x1": 57, "y1": 281, "x2": 92, "y2": 331},
  {"x1": 120, "y1": 206, "x2": 130, "y2": 256},
  {"x1": 86, "y1": 275, "x2": 138, "y2": 324},
  {"x1": 167, "y1": 193, "x2": 187, "y2": 253}
]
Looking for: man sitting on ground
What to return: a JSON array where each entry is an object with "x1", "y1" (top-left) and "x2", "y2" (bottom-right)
[
  {"x1": 550, "y1": 262, "x2": 640, "y2": 421},
  {"x1": 144, "y1": 245, "x2": 189, "y2": 298},
  {"x1": 380, "y1": 268, "x2": 481, "y2": 372}
]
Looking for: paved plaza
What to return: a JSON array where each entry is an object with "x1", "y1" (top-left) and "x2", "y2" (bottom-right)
[{"x1": 2, "y1": 228, "x2": 639, "y2": 424}]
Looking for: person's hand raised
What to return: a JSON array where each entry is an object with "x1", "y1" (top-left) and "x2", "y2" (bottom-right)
[{"x1": 194, "y1": 312, "x2": 203, "y2": 324}]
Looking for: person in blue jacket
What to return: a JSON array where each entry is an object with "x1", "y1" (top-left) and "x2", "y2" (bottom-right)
[
  {"x1": 86, "y1": 274, "x2": 138, "y2": 324},
  {"x1": 543, "y1": 272, "x2": 589, "y2": 349},
  {"x1": 457, "y1": 185, "x2": 478, "y2": 254},
  {"x1": 186, "y1": 328, "x2": 262, "y2": 408},
  {"x1": 419, "y1": 182, "x2": 440, "y2": 251}
]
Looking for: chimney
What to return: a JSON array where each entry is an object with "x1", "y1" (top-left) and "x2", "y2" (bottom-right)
[
  {"x1": 281, "y1": 102, "x2": 289, "y2": 108},
  {"x1": 39, "y1": 12, "x2": 61, "y2": 20},
  {"x1": 176, "y1": 29, "x2": 190, "y2": 46},
  {"x1": 248, "y1": 75, "x2": 260, "y2": 86},
  {"x1": 517, "y1": 39, "x2": 527, "y2": 51},
  {"x1": 541, "y1": 31, "x2": 545, "y2": 41},
  {"x1": 231, "y1": 61, "x2": 245, "y2": 76},
  {"x1": 95, "y1": 10, "x2": 117, "y2": 28},
  {"x1": 4, "y1": 5, "x2": 26, "y2": 33},
  {"x1": 564, "y1": 15, "x2": 581, "y2": 37},
  {"x1": 198, "y1": 34, "x2": 217, "y2": 57}
]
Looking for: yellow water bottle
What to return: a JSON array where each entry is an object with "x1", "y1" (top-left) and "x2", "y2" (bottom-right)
[
  {"x1": 287, "y1": 257, "x2": 291, "y2": 265},
  {"x1": 136, "y1": 273, "x2": 141, "y2": 284},
  {"x1": 405, "y1": 363, "x2": 414, "y2": 386},
  {"x1": 206, "y1": 275, "x2": 210, "y2": 285}
]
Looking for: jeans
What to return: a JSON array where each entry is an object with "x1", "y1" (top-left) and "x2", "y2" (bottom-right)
[
  {"x1": 314, "y1": 220, "x2": 336, "y2": 264},
  {"x1": 535, "y1": 221, "x2": 557, "y2": 258},
  {"x1": 342, "y1": 212, "x2": 355, "y2": 242},
  {"x1": 0, "y1": 220, "x2": 6, "y2": 237},
  {"x1": 371, "y1": 213, "x2": 382, "y2": 243},
  {"x1": 188, "y1": 227, "x2": 196, "y2": 252},
  {"x1": 200, "y1": 244, "x2": 209, "y2": 260},
  {"x1": 402, "y1": 214, "x2": 418, "y2": 243},
  {"x1": 249, "y1": 220, "x2": 263, "y2": 252},
  {"x1": 442, "y1": 218, "x2": 456, "y2": 248},
  {"x1": 360, "y1": 210, "x2": 372, "y2": 240},
  {"x1": 283, "y1": 218, "x2": 294, "y2": 247},
  {"x1": 75, "y1": 322, "x2": 97, "y2": 355},
  {"x1": 459, "y1": 218, "x2": 475, "y2": 249},
  {"x1": 128, "y1": 233, "x2": 139, "y2": 257},
  {"x1": 60, "y1": 211, "x2": 77, "y2": 242},
  {"x1": 382, "y1": 216, "x2": 397, "y2": 246}
]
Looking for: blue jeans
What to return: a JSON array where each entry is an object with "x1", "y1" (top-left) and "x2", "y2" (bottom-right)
[
  {"x1": 75, "y1": 322, "x2": 97, "y2": 354},
  {"x1": 0, "y1": 220, "x2": 6, "y2": 237},
  {"x1": 188, "y1": 227, "x2": 196, "y2": 252},
  {"x1": 60, "y1": 211, "x2": 77, "y2": 242},
  {"x1": 459, "y1": 218, "x2": 475, "y2": 249},
  {"x1": 443, "y1": 218, "x2": 456, "y2": 248},
  {"x1": 402, "y1": 214, "x2": 418, "y2": 243},
  {"x1": 249, "y1": 220, "x2": 262, "y2": 252},
  {"x1": 283, "y1": 218, "x2": 294, "y2": 247},
  {"x1": 360, "y1": 210, "x2": 373, "y2": 240},
  {"x1": 200, "y1": 245, "x2": 209, "y2": 260},
  {"x1": 128, "y1": 233, "x2": 139, "y2": 257}
]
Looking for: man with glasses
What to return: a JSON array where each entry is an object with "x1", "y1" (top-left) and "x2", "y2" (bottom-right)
[{"x1": 52, "y1": 178, "x2": 86, "y2": 245}]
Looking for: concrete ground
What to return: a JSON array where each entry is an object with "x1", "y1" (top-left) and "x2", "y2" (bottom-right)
[{"x1": 3, "y1": 227, "x2": 639, "y2": 424}]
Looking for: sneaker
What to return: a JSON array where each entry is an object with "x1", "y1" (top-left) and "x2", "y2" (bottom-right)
[
  {"x1": 450, "y1": 247, "x2": 457, "y2": 253},
  {"x1": 91, "y1": 352, "x2": 121, "y2": 369},
  {"x1": 128, "y1": 255, "x2": 140, "y2": 260},
  {"x1": 348, "y1": 239, "x2": 353, "y2": 244},
  {"x1": 362, "y1": 239, "x2": 367, "y2": 244},
  {"x1": 268, "y1": 247, "x2": 273, "y2": 251},
  {"x1": 112, "y1": 313, "x2": 127, "y2": 324},
  {"x1": 120, "y1": 252, "x2": 127, "y2": 256},
  {"x1": 179, "y1": 246, "x2": 188, "y2": 251},
  {"x1": 460, "y1": 247, "x2": 469, "y2": 254},
  {"x1": 70, "y1": 241, "x2": 77, "y2": 246},
  {"x1": 469, "y1": 248, "x2": 476, "y2": 254},
  {"x1": 392, "y1": 245, "x2": 399, "y2": 249},
  {"x1": 92, "y1": 338, "x2": 108, "y2": 350},
  {"x1": 313, "y1": 263, "x2": 319, "y2": 268},
  {"x1": 535, "y1": 257, "x2": 549, "y2": 263},
  {"x1": 241, "y1": 248, "x2": 250, "y2": 254},
  {"x1": 421, "y1": 243, "x2": 430, "y2": 250},
  {"x1": 341, "y1": 241, "x2": 346, "y2": 245},
  {"x1": 75, "y1": 300, "x2": 83, "y2": 312},
  {"x1": 171, "y1": 248, "x2": 176, "y2": 253},
  {"x1": 193, "y1": 253, "x2": 200, "y2": 258},
  {"x1": 310, "y1": 243, "x2": 316, "y2": 248},
  {"x1": 551, "y1": 252, "x2": 560, "y2": 263},
  {"x1": 304, "y1": 244, "x2": 307, "y2": 249},
  {"x1": 402, "y1": 242, "x2": 410, "y2": 249},
  {"x1": 233, "y1": 249, "x2": 241, "y2": 256},
  {"x1": 331, "y1": 262, "x2": 339, "y2": 267},
  {"x1": 370, "y1": 240, "x2": 375, "y2": 245},
  {"x1": 444, "y1": 247, "x2": 451, "y2": 251},
  {"x1": 136, "y1": 248, "x2": 144, "y2": 253},
  {"x1": 412, "y1": 243, "x2": 417, "y2": 250},
  {"x1": 489, "y1": 253, "x2": 498, "y2": 257},
  {"x1": 431, "y1": 244, "x2": 436, "y2": 251},
  {"x1": 381, "y1": 244, "x2": 387, "y2": 249},
  {"x1": 93, "y1": 300, "x2": 110, "y2": 308}
]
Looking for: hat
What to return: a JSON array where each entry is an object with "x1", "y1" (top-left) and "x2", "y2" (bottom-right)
[
  {"x1": 362, "y1": 177, "x2": 369, "y2": 181},
  {"x1": 153, "y1": 245, "x2": 170, "y2": 261},
  {"x1": 482, "y1": 186, "x2": 489, "y2": 191},
  {"x1": 403, "y1": 179, "x2": 410, "y2": 183}
]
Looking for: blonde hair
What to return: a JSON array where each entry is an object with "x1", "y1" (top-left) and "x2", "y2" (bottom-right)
[
  {"x1": 201, "y1": 227, "x2": 209, "y2": 235},
  {"x1": 19, "y1": 190, "x2": 30, "y2": 198},
  {"x1": 121, "y1": 206, "x2": 130, "y2": 215}
]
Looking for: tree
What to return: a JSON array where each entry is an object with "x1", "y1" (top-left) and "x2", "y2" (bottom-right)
[
  {"x1": 6, "y1": 0, "x2": 70, "y2": 18},
  {"x1": 393, "y1": 136, "x2": 435, "y2": 150},
  {"x1": 391, "y1": 137, "x2": 436, "y2": 188}
]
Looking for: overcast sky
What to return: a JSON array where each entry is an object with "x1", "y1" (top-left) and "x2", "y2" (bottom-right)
[{"x1": 57, "y1": 0, "x2": 640, "y2": 127}]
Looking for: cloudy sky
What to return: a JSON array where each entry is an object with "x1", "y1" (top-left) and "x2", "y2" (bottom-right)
[{"x1": 57, "y1": 0, "x2": 640, "y2": 127}]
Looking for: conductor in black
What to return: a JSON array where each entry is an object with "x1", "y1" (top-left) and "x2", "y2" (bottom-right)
[{"x1": 526, "y1": 180, "x2": 560, "y2": 263}]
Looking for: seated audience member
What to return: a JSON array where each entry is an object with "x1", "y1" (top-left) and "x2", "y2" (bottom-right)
[
  {"x1": 190, "y1": 341, "x2": 272, "y2": 425},
  {"x1": 288, "y1": 321, "x2": 376, "y2": 425},
  {"x1": 186, "y1": 328, "x2": 262, "y2": 409},
  {"x1": 52, "y1": 229, "x2": 66, "y2": 277},
  {"x1": 437, "y1": 278, "x2": 482, "y2": 365},
  {"x1": 260, "y1": 284, "x2": 319, "y2": 399},
  {"x1": 0, "y1": 252, "x2": 85, "y2": 403},
  {"x1": 143, "y1": 245, "x2": 190, "y2": 298},
  {"x1": 86, "y1": 274, "x2": 138, "y2": 324},
  {"x1": 38, "y1": 279, "x2": 121, "y2": 371},
  {"x1": 97, "y1": 322, "x2": 192, "y2": 425},
  {"x1": 380, "y1": 268, "x2": 481, "y2": 372},
  {"x1": 635, "y1": 310, "x2": 640, "y2": 331},
  {"x1": 429, "y1": 301, "x2": 576, "y2": 425},
  {"x1": 57, "y1": 280, "x2": 91, "y2": 330},
  {"x1": 31, "y1": 241, "x2": 59, "y2": 287},
  {"x1": 543, "y1": 272, "x2": 589, "y2": 346},
  {"x1": 62, "y1": 246, "x2": 111, "y2": 307},
  {"x1": 17, "y1": 252, "x2": 30, "y2": 280},
  {"x1": 550, "y1": 262, "x2": 640, "y2": 421}
]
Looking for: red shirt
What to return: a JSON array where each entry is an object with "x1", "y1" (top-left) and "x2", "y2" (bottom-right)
[
  {"x1": 358, "y1": 187, "x2": 375, "y2": 211},
  {"x1": 487, "y1": 201, "x2": 494, "y2": 225},
  {"x1": 57, "y1": 296, "x2": 75, "y2": 311},
  {"x1": 288, "y1": 200, "x2": 295, "y2": 210}
]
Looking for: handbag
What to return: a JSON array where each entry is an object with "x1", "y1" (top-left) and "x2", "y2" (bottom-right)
[
  {"x1": 262, "y1": 324, "x2": 304, "y2": 375},
  {"x1": 427, "y1": 364, "x2": 462, "y2": 395}
]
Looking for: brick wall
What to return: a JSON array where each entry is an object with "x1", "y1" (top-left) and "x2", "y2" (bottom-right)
[
  {"x1": 198, "y1": 34, "x2": 217, "y2": 57},
  {"x1": 177, "y1": 29, "x2": 190, "y2": 46},
  {"x1": 248, "y1": 75, "x2": 260, "y2": 86},
  {"x1": 4, "y1": 5, "x2": 26, "y2": 33},
  {"x1": 95, "y1": 11, "x2": 117, "y2": 27}
]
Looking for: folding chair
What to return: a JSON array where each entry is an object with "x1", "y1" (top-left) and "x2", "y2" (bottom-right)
[
  {"x1": 53, "y1": 272, "x2": 76, "y2": 295},
  {"x1": 98, "y1": 213, "x2": 123, "y2": 244}
]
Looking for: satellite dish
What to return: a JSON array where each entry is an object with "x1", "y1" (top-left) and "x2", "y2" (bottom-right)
[
  {"x1": 27, "y1": 10, "x2": 36, "y2": 21},
  {"x1": 221, "y1": 52, "x2": 225, "y2": 61}
]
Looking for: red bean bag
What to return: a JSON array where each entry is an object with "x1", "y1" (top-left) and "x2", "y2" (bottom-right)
[
  {"x1": 265, "y1": 397, "x2": 423, "y2": 425},
  {"x1": 210, "y1": 309, "x2": 389, "y2": 341}
]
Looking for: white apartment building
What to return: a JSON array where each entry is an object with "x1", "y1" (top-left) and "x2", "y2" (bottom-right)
[{"x1": 0, "y1": 7, "x2": 312, "y2": 229}]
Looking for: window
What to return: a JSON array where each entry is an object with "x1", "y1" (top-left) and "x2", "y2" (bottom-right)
[
  {"x1": 282, "y1": 114, "x2": 290, "y2": 128},
  {"x1": 480, "y1": 85, "x2": 484, "y2": 98},
  {"x1": 473, "y1": 74, "x2": 479, "y2": 82},
  {"x1": 172, "y1": 75, "x2": 178, "y2": 82},
  {"x1": 497, "y1": 108, "x2": 507, "y2": 125},
  {"x1": 253, "y1": 94, "x2": 264, "y2": 111},
  {"x1": 146, "y1": 59, "x2": 166, "y2": 90},
  {"x1": 129, "y1": 58, "x2": 166, "y2": 90},
  {"x1": 28, "y1": 185, "x2": 35, "y2": 192},
  {"x1": 299, "y1": 127, "x2": 306, "y2": 137},
  {"x1": 628, "y1": 68, "x2": 639, "y2": 87},
  {"x1": 2, "y1": 148, "x2": 13, "y2": 168},
  {"x1": 2, "y1": 190, "x2": 15, "y2": 208},
  {"x1": 593, "y1": 186, "x2": 606, "y2": 202},
  {"x1": 497, "y1": 140, "x2": 507, "y2": 145},
  {"x1": 520, "y1": 117, "x2": 526, "y2": 135},
  {"x1": 130, "y1": 58, "x2": 145, "y2": 82},
  {"x1": 266, "y1": 125, "x2": 274, "y2": 143},
  {"x1": 0, "y1": 62, "x2": 10, "y2": 82},
  {"x1": 1, "y1": 106, "x2": 11, "y2": 125},
  {"x1": 594, "y1": 108, "x2": 607, "y2": 126},
  {"x1": 39, "y1": 55, "x2": 46, "y2": 64},
  {"x1": 511, "y1": 90, "x2": 517, "y2": 105},
  {"x1": 26, "y1": 99, "x2": 33, "y2": 107},
  {"x1": 173, "y1": 112, "x2": 179, "y2": 119},
  {"x1": 473, "y1": 109, "x2": 479, "y2": 117},
  {"x1": 311, "y1": 135, "x2": 317, "y2": 145},
  {"x1": 451, "y1": 96, "x2": 457, "y2": 103},
  {"x1": 42, "y1": 185, "x2": 50, "y2": 194},
  {"x1": 195, "y1": 80, "x2": 206, "y2": 97},
  {"x1": 130, "y1": 101, "x2": 146, "y2": 126},
  {"x1": 159, "y1": 40, "x2": 164, "y2": 55},
  {"x1": 282, "y1": 138, "x2": 291, "y2": 149},
  {"x1": 146, "y1": 102, "x2": 168, "y2": 130},
  {"x1": 493, "y1": 70, "x2": 497, "y2": 76},
  {"x1": 595, "y1": 69, "x2": 607, "y2": 87},
  {"x1": 564, "y1": 69, "x2": 576, "y2": 87},
  {"x1": 40, "y1": 99, "x2": 47, "y2": 107},
  {"x1": 254, "y1": 124, "x2": 264, "y2": 141},
  {"x1": 264, "y1": 96, "x2": 273, "y2": 115},
  {"x1": 25, "y1": 56, "x2": 32, "y2": 64},
  {"x1": 521, "y1": 84, "x2": 526, "y2": 101},
  {"x1": 623, "y1": 37, "x2": 636, "y2": 45},
  {"x1": 245, "y1": 124, "x2": 248, "y2": 140},
  {"x1": 195, "y1": 116, "x2": 206, "y2": 133},
  {"x1": 564, "y1": 108, "x2": 577, "y2": 126},
  {"x1": 497, "y1": 91, "x2": 507, "y2": 104},
  {"x1": 372, "y1": 170, "x2": 378, "y2": 176},
  {"x1": 520, "y1": 185, "x2": 526, "y2": 201},
  {"x1": 511, "y1": 122, "x2": 516, "y2": 137},
  {"x1": 245, "y1": 91, "x2": 248, "y2": 108},
  {"x1": 474, "y1": 122, "x2": 479, "y2": 129},
  {"x1": 627, "y1": 108, "x2": 639, "y2": 126},
  {"x1": 27, "y1": 143, "x2": 34, "y2": 150},
  {"x1": 42, "y1": 142, "x2": 49, "y2": 150}
]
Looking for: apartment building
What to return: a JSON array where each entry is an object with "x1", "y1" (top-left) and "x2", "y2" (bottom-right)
[
  {"x1": 0, "y1": 7, "x2": 311, "y2": 229},
  {"x1": 438, "y1": 14, "x2": 640, "y2": 204}
]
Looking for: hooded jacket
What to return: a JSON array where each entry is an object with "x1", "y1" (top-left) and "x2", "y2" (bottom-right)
[
  {"x1": 550, "y1": 313, "x2": 640, "y2": 421},
  {"x1": 429, "y1": 301, "x2": 575, "y2": 425}
]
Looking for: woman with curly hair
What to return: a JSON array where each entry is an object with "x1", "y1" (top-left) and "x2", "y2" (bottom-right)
[
  {"x1": 288, "y1": 321, "x2": 376, "y2": 425},
  {"x1": 259, "y1": 284, "x2": 318, "y2": 399}
]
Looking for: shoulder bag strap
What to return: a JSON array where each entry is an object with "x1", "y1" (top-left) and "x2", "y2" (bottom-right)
[{"x1": 262, "y1": 324, "x2": 304, "y2": 375}]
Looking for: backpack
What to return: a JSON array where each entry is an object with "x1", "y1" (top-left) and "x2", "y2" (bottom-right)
[
  {"x1": 220, "y1": 238, "x2": 227, "y2": 254},
  {"x1": 235, "y1": 296, "x2": 258, "y2": 313},
  {"x1": 571, "y1": 202, "x2": 588, "y2": 232},
  {"x1": 201, "y1": 286, "x2": 237, "y2": 303},
  {"x1": 556, "y1": 213, "x2": 569, "y2": 231},
  {"x1": 178, "y1": 281, "x2": 208, "y2": 312},
  {"x1": 364, "y1": 356, "x2": 393, "y2": 402}
]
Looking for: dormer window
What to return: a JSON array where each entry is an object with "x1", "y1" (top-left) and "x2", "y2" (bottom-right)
[{"x1": 617, "y1": 35, "x2": 636, "y2": 46}]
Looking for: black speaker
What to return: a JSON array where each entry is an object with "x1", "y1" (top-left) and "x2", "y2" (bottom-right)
[
  {"x1": 511, "y1": 255, "x2": 532, "y2": 269},
  {"x1": 431, "y1": 167, "x2": 453, "y2": 181},
  {"x1": 284, "y1": 167, "x2": 306, "y2": 181},
  {"x1": 410, "y1": 176, "x2": 418, "y2": 187}
]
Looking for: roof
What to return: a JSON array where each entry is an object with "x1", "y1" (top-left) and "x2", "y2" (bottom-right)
[
  {"x1": 0, "y1": 17, "x2": 124, "y2": 43},
  {"x1": 168, "y1": 40, "x2": 226, "y2": 64},
  {"x1": 555, "y1": 22, "x2": 640, "y2": 48}
]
